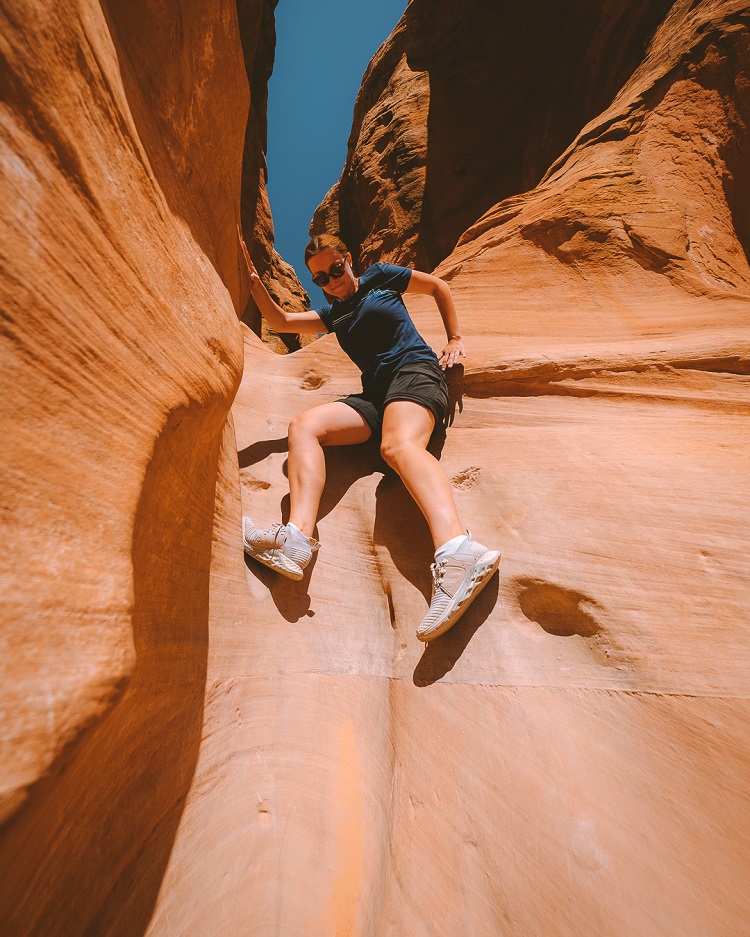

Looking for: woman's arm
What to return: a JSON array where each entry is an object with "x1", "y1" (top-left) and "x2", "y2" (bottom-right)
[
  {"x1": 238, "y1": 231, "x2": 326, "y2": 335},
  {"x1": 405, "y1": 269, "x2": 466, "y2": 369}
]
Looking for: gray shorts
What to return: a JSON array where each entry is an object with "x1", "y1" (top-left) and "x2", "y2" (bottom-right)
[{"x1": 339, "y1": 360, "x2": 449, "y2": 437}]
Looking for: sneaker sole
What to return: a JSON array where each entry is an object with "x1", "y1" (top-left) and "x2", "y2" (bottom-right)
[
  {"x1": 417, "y1": 550, "x2": 501, "y2": 642},
  {"x1": 243, "y1": 544, "x2": 304, "y2": 581}
]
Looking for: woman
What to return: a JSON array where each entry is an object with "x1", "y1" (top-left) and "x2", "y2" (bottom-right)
[{"x1": 239, "y1": 232, "x2": 500, "y2": 641}]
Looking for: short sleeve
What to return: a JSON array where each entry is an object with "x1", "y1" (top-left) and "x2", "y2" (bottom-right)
[
  {"x1": 370, "y1": 263, "x2": 413, "y2": 293},
  {"x1": 315, "y1": 304, "x2": 333, "y2": 332}
]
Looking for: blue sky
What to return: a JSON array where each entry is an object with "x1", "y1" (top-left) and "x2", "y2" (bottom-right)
[{"x1": 266, "y1": 0, "x2": 407, "y2": 293}]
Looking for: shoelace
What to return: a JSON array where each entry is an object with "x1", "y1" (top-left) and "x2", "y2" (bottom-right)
[
  {"x1": 430, "y1": 559, "x2": 447, "y2": 595},
  {"x1": 249, "y1": 522, "x2": 285, "y2": 549}
]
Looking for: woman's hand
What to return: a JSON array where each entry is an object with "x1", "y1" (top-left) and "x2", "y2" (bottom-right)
[
  {"x1": 439, "y1": 337, "x2": 466, "y2": 370},
  {"x1": 237, "y1": 225, "x2": 261, "y2": 288}
]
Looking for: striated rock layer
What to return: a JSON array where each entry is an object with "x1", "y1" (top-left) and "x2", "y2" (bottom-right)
[
  {"x1": 311, "y1": 0, "x2": 682, "y2": 272},
  {"x1": 2, "y1": 1, "x2": 750, "y2": 936},
  {"x1": 0, "y1": 0, "x2": 248, "y2": 932}
]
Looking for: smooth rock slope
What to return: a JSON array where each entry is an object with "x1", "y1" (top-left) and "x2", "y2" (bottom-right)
[{"x1": 1, "y1": 1, "x2": 749, "y2": 936}]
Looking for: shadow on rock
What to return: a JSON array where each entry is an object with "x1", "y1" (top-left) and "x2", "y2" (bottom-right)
[
  {"x1": 373, "y1": 472, "x2": 435, "y2": 603},
  {"x1": 0, "y1": 404, "x2": 221, "y2": 937},
  {"x1": 237, "y1": 435, "x2": 289, "y2": 469},
  {"x1": 371, "y1": 421, "x2": 448, "y2": 602},
  {"x1": 317, "y1": 440, "x2": 384, "y2": 524},
  {"x1": 243, "y1": 440, "x2": 385, "y2": 623},
  {"x1": 514, "y1": 577, "x2": 602, "y2": 637},
  {"x1": 413, "y1": 574, "x2": 500, "y2": 686},
  {"x1": 244, "y1": 549, "x2": 317, "y2": 623}
]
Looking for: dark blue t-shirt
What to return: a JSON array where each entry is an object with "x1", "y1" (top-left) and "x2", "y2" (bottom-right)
[{"x1": 315, "y1": 263, "x2": 438, "y2": 397}]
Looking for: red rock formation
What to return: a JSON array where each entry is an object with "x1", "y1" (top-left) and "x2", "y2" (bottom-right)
[
  {"x1": 2, "y1": 0, "x2": 750, "y2": 935},
  {"x1": 313, "y1": 0, "x2": 685, "y2": 271},
  {"x1": 237, "y1": 0, "x2": 311, "y2": 349},
  {"x1": 0, "y1": 0, "x2": 249, "y2": 930},
  {"x1": 262, "y1": 0, "x2": 750, "y2": 932}
]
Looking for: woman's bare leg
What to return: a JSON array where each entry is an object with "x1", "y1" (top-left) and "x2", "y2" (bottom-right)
[
  {"x1": 379, "y1": 401, "x2": 464, "y2": 549},
  {"x1": 287, "y1": 402, "x2": 371, "y2": 537}
]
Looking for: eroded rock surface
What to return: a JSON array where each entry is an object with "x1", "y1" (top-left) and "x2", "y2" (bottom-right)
[
  {"x1": 0, "y1": 0, "x2": 247, "y2": 931},
  {"x1": 311, "y1": 0, "x2": 681, "y2": 271},
  {"x1": 1, "y1": 1, "x2": 750, "y2": 936}
]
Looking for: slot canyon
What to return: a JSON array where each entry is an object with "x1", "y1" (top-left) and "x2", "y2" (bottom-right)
[{"x1": 1, "y1": 1, "x2": 750, "y2": 934}]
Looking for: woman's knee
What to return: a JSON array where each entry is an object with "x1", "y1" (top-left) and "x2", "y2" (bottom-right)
[
  {"x1": 380, "y1": 434, "x2": 410, "y2": 467},
  {"x1": 288, "y1": 411, "x2": 326, "y2": 447}
]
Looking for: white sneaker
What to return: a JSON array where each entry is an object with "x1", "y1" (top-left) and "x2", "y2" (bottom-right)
[
  {"x1": 417, "y1": 534, "x2": 501, "y2": 641},
  {"x1": 242, "y1": 517, "x2": 319, "y2": 581}
]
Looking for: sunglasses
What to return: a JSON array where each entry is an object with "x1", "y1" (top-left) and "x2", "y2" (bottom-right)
[{"x1": 311, "y1": 260, "x2": 347, "y2": 287}]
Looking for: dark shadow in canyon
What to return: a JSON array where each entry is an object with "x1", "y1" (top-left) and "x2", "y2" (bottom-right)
[
  {"x1": 318, "y1": 426, "x2": 448, "y2": 601},
  {"x1": 402, "y1": 0, "x2": 675, "y2": 270},
  {"x1": 0, "y1": 406, "x2": 222, "y2": 937},
  {"x1": 711, "y1": 12, "x2": 750, "y2": 269},
  {"x1": 238, "y1": 434, "x2": 290, "y2": 469},
  {"x1": 372, "y1": 470, "x2": 434, "y2": 603},
  {"x1": 445, "y1": 363, "x2": 465, "y2": 425},
  {"x1": 516, "y1": 578, "x2": 602, "y2": 638},
  {"x1": 242, "y1": 438, "x2": 385, "y2": 622}
]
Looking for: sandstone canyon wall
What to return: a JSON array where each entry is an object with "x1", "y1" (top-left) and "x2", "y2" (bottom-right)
[
  {"x1": 0, "y1": 0, "x2": 249, "y2": 932},
  {"x1": 237, "y1": 0, "x2": 311, "y2": 350},
  {"x1": 2, "y1": 1, "x2": 750, "y2": 936},
  {"x1": 311, "y1": 0, "x2": 743, "y2": 276}
]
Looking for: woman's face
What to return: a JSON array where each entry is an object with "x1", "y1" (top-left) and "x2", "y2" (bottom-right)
[{"x1": 307, "y1": 247, "x2": 357, "y2": 301}]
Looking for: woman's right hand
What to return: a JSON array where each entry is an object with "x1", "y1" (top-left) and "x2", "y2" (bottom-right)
[{"x1": 237, "y1": 226, "x2": 261, "y2": 288}]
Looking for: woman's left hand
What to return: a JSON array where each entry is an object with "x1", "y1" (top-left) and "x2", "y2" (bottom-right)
[{"x1": 439, "y1": 337, "x2": 466, "y2": 370}]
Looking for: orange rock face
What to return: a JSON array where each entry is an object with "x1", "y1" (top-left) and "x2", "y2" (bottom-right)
[
  {"x1": 237, "y1": 0, "x2": 310, "y2": 346},
  {"x1": 0, "y1": 0, "x2": 248, "y2": 930},
  {"x1": 2, "y1": 1, "x2": 750, "y2": 935},
  {"x1": 312, "y1": 0, "x2": 750, "y2": 278}
]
